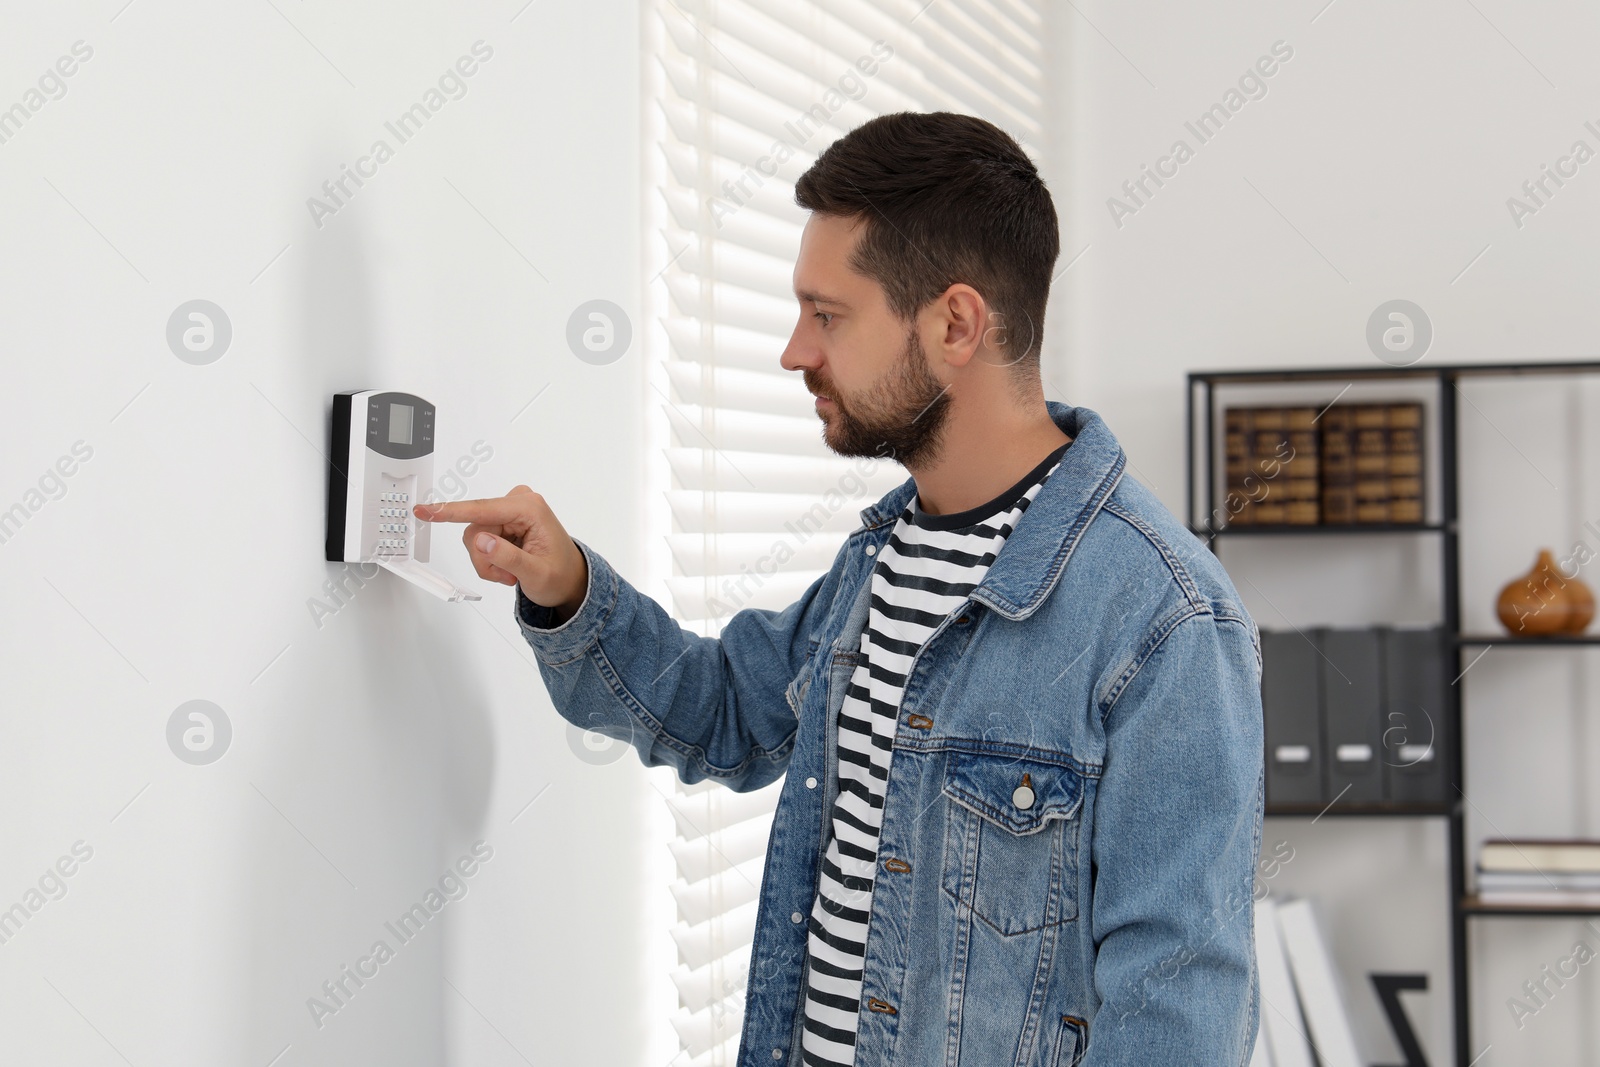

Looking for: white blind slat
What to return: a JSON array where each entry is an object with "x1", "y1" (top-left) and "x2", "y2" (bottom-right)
[
  {"x1": 666, "y1": 572, "x2": 830, "y2": 621},
  {"x1": 672, "y1": 898, "x2": 759, "y2": 969},
  {"x1": 662, "y1": 403, "x2": 827, "y2": 458},
  {"x1": 668, "y1": 814, "x2": 773, "y2": 883},
  {"x1": 668, "y1": 783, "x2": 786, "y2": 842},
  {"x1": 667, "y1": 532, "x2": 847, "y2": 577},
  {"x1": 672, "y1": 858, "x2": 767, "y2": 925},
  {"x1": 663, "y1": 447, "x2": 905, "y2": 494},
  {"x1": 673, "y1": 950, "x2": 752, "y2": 1012},
  {"x1": 663, "y1": 487, "x2": 868, "y2": 534},
  {"x1": 671, "y1": 995, "x2": 747, "y2": 1058}
]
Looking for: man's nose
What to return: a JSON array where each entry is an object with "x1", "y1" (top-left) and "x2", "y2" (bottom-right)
[{"x1": 780, "y1": 320, "x2": 819, "y2": 374}]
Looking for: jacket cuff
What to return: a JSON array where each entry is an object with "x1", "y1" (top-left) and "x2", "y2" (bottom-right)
[{"x1": 512, "y1": 537, "x2": 616, "y2": 665}]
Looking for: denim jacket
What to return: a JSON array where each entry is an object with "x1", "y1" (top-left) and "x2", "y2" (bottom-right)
[{"x1": 514, "y1": 402, "x2": 1265, "y2": 1067}]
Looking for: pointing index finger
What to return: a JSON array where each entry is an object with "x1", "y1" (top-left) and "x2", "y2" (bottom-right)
[{"x1": 414, "y1": 497, "x2": 527, "y2": 525}]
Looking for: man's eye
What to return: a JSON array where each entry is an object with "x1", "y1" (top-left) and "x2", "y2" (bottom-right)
[{"x1": 814, "y1": 311, "x2": 834, "y2": 326}]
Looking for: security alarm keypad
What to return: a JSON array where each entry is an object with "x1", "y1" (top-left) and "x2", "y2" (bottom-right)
[{"x1": 325, "y1": 390, "x2": 479, "y2": 602}]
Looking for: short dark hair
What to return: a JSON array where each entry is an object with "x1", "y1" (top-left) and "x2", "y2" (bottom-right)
[{"x1": 794, "y1": 111, "x2": 1059, "y2": 372}]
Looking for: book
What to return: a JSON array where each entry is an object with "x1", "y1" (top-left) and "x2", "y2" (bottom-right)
[
  {"x1": 1223, "y1": 406, "x2": 1321, "y2": 527},
  {"x1": 1318, "y1": 402, "x2": 1424, "y2": 525},
  {"x1": 1276, "y1": 898, "x2": 1363, "y2": 1067},
  {"x1": 1387, "y1": 402, "x2": 1424, "y2": 523},
  {"x1": 1475, "y1": 890, "x2": 1600, "y2": 907},
  {"x1": 1479, "y1": 839, "x2": 1600, "y2": 873},
  {"x1": 1254, "y1": 897, "x2": 1313, "y2": 1067},
  {"x1": 1319, "y1": 406, "x2": 1356, "y2": 524},
  {"x1": 1353, "y1": 404, "x2": 1391, "y2": 523},
  {"x1": 1283, "y1": 406, "x2": 1321, "y2": 526},
  {"x1": 1477, "y1": 870, "x2": 1600, "y2": 892}
]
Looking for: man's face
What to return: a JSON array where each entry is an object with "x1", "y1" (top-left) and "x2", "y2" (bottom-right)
[{"x1": 780, "y1": 214, "x2": 951, "y2": 467}]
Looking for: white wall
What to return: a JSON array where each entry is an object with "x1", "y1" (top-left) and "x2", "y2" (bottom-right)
[
  {"x1": 0, "y1": 2, "x2": 651, "y2": 1065},
  {"x1": 1052, "y1": 2, "x2": 1600, "y2": 1064}
]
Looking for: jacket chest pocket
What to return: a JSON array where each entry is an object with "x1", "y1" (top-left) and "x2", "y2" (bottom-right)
[
  {"x1": 940, "y1": 751, "x2": 1083, "y2": 935},
  {"x1": 785, "y1": 639, "x2": 820, "y2": 715}
]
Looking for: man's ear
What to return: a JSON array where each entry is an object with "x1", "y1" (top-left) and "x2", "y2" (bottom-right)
[{"x1": 929, "y1": 284, "x2": 986, "y2": 369}]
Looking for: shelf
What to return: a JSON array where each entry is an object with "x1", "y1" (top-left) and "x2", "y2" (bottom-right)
[
  {"x1": 1189, "y1": 359, "x2": 1600, "y2": 385},
  {"x1": 1192, "y1": 522, "x2": 1446, "y2": 538},
  {"x1": 1185, "y1": 359, "x2": 1600, "y2": 1067},
  {"x1": 1266, "y1": 803, "x2": 1451, "y2": 818},
  {"x1": 1461, "y1": 895, "x2": 1600, "y2": 918},
  {"x1": 1455, "y1": 633, "x2": 1600, "y2": 647}
]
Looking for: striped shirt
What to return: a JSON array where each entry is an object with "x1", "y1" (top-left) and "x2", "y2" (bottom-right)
[{"x1": 799, "y1": 440, "x2": 1071, "y2": 1066}]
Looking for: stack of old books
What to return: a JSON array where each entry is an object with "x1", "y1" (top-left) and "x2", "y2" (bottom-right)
[
  {"x1": 1223, "y1": 406, "x2": 1321, "y2": 526},
  {"x1": 1222, "y1": 401, "x2": 1423, "y2": 528},
  {"x1": 1477, "y1": 839, "x2": 1600, "y2": 906}
]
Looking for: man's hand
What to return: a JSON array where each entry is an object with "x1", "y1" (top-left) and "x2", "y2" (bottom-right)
[{"x1": 414, "y1": 485, "x2": 588, "y2": 621}]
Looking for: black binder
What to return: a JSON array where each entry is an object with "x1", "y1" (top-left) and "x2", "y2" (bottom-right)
[
  {"x1": 1381, "y1": 626, "x2": 1450, "y2": 805},
  {"x1": 1321, "y1": 627, "x2": 1385, "y2": 806},
  {"x1": 1262, "y1": 628, "x2": 1324, "y2": 806}
]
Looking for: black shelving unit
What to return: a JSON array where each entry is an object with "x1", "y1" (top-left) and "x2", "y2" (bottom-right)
[{"x1": 1186, "y1": 359, "x2": 1600, "y2": 1067}]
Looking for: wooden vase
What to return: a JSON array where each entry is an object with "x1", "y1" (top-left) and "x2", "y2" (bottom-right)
[{"x1": 1496, "y1": 548, "x2": 1594, "y2": 636}]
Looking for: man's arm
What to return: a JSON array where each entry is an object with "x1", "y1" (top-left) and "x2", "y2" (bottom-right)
[
  {"x1": 1084, "y1": 610, "x2": 1265, "y2": 1066},
  {"x1": 417, "y1": 487, "x2": 838, "y2": 793},
  {"x1": 514, "y1": 537, "x2": 838, "y2": 792}
]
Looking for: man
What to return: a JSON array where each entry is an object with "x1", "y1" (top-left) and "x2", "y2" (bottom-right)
[{"x1": 418, "y1": 112, "x2": 1264, "y2": 1066}]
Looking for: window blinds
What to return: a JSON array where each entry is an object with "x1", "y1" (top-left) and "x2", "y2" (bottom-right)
[{"x1": 642, "y1": 1, "x2": 1048, "y2": 1061}]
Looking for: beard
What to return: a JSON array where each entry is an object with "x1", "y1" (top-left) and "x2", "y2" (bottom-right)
[{"x1": 805, "y1": 327, "x2": 952, "y2": 468}]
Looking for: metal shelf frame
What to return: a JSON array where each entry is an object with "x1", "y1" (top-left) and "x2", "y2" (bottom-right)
[{"x1": 1185, "y1": 359, "x2": 1600, "y2": 1067}]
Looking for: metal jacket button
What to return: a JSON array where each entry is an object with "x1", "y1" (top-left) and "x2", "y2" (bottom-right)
[{"x1": 1012, "y1": 772, "x2": 1035, "y2": 810}]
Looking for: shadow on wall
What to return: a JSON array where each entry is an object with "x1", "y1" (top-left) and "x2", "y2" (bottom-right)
[{"x1": 241, "y1": 168, "x2": 497, "y2": 1066}]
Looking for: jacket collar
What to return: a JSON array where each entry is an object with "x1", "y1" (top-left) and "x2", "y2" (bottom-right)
[{"x1": 854, "y1": 401, "x2": 1127, "y2": 621}]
